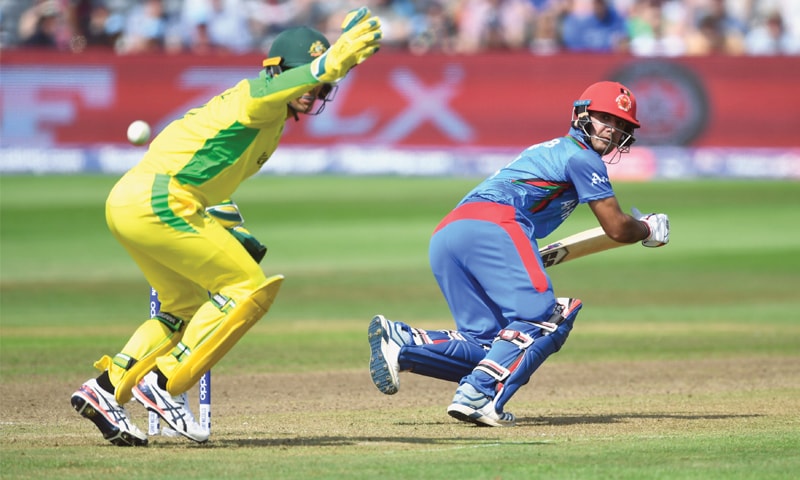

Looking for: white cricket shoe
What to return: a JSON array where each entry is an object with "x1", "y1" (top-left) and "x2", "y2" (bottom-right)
[
  {"x1": 70, "y1": 378, "x2": 148, "y2": 446},
  {"x1": 447, "y1": 383, "x2": 516, "y2": 427},
  {"x1": 132, "y1": 372, "x2": 209, "y2": 443},
  {"x1": 368, "y1": 315, "x2": 408, "y2": 395},
  {"x1": 155, "y1": 392, "x2": 199, "y2": 438}
]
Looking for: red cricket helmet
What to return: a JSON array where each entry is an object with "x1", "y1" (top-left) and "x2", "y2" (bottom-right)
[{"x1": 573, "y1": 81, "x2": 640, "y2": 128}]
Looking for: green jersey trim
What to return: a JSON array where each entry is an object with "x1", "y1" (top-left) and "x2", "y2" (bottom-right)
[
  {"x1": 152, "y1": 173, "x2": 197, "y2": 233},
  {"x1": 174, "y1": 122, "x2": 259, "y2": 186},
  {"x1": 249, "y1": 66, "x2": 318, "y2": 98}
]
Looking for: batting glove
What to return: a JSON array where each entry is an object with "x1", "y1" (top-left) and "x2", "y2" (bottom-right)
[
  {"x1": 310, "y1": 7, "x2": 382, "y2": 83},
  {"x1": 632, "y1": 207, "x2": 670, "y2": 248}
]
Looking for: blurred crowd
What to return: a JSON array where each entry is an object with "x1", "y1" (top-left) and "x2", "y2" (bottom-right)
[{"x1": 2, "y1": 0, "x2": 798, "y2": 56}]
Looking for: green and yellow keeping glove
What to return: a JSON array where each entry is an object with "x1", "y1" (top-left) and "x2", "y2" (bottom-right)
[
  {"x1": 311, "y1": 7, "x2": 382, "y2": 83},
  {"x1": 206, "y1": 200, "x2": 267, "y2": 264},
  {"x1": 341, "y1": 7, "x2": 382, "y2": 64},
  {"x1": 205, "y1": 200, "x2": 244, "y2": 229},
  {"x1": 228, "y1": 226, "x2": 267, "y2": 264}
]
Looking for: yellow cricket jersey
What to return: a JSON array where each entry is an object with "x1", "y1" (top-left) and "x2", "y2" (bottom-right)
[{"x1": 130, "y1": 65, "x2": 320, "y2": 206}]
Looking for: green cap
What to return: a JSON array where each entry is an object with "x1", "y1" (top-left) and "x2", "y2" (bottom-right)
[{"x1": 266, "y1": 26, "x2": 330, "y2": 69}]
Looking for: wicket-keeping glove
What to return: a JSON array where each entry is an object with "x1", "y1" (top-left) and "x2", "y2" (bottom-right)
[
  {"x1": 206, "y1": 200, "x2": 244, "y2": 229},
  {"x1": 340, "y1": 7, "x2": 380, "y2": 65},
  {"x1": 229, "y1": 226, "x2": 267, "y2": 264},
  {"x1": 632, "y1": 207, "x2": 670, "y2": 248},
  {"x1": 310, "y1": 7, "x2": 382, "y2": 83},
  {"x1": 206, "y1": 201, "x2": 266, "y2": 263}
]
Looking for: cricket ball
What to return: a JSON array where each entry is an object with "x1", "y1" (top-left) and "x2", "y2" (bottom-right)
[{"x1": 127, "y1": 120, "x2": 151, "y2": 146}]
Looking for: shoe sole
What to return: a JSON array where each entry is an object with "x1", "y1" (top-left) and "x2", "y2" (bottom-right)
[
  {"x1": 368, "y1": 316, "x2": 399, "y2": 395},
  {"x1": 132, "y1": 384, "x2": 209, "y2": 443},
  {"x1": 70, "y1": 392, "x2": 148, "y2": 447},
  {"x1": 447, "y1": 403, "x2": 515, "y2": 427}
]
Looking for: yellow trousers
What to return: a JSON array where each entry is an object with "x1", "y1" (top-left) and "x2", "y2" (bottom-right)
[{"x1": 102, "y1": 172, "x2": 268, "y2": 399}]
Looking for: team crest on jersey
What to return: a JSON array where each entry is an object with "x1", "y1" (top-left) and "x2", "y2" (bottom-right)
[
  {"x1": 308, "y1": 41, "x2": 327, "y2": 58},
  {"x1": 616, "y1": 91, "x2": 633, "y2": 112}
]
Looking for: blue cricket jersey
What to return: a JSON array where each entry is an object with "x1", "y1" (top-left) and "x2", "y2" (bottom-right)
[{"x1": 459, "y1": 127, "x2": 616, "y2": 239}]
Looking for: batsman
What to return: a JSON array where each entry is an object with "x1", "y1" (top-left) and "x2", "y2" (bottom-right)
[
  {"x1": 70, "y1": 8, "x2": 383, "y2": 446},
  {"x1": 369, "y1": 81, "x2": 670, "y2": 427}
]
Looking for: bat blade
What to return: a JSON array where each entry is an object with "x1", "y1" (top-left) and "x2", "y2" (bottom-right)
[{"x1": 539, "y1": 226, "x2": 628, "y2": 268}]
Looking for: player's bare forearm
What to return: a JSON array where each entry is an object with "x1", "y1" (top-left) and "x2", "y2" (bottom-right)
[
  {"x1": 588, "y1": 197, "x2": 648, "y2": 244},
  {"x1": 613, "y1": 215, "x2": 650, "y2": 244}
]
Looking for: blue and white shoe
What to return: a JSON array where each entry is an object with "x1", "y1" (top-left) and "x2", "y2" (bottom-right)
[
  {"x1": 70, "y1": 378, "x2": 148, "y2": 446},
  {"x1": 132, "y1": 372, "x2": 209, "y2": 443},
  {"x1": 447, "y1": 383, "x2": 516, "y2": 427},
  {"x1": 368, "y1": 315, "x2": 409, "y2": 395}
]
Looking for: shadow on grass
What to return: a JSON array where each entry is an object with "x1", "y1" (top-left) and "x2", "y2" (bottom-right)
[
  {"x1": 203, "y1": 436, "x2": 549, "y2": 448},
  {"x1": 141, "y1": 414, "x2": 764, "y2": 449},
  {"x1": 519, "y1": 413, "x2": 763, "y2": 426}
]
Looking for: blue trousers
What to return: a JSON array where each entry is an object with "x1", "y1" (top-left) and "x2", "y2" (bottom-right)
[
  {"x1": 397, "y1": 202, "x2": 563, "y2": 395},
  {"x1": 430, "y1": 201, "x2": 555, "y2": 336}
]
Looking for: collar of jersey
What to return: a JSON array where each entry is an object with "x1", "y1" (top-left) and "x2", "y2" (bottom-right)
[{"x1": 566, "y1": 135, "x2": 589, "y2": 150}]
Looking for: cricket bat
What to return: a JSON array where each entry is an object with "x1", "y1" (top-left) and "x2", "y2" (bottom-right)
[{"x1": 539, "y1": 226, "x2": 628, "y2": 268}]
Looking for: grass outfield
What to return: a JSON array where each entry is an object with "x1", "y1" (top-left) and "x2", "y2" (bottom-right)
[{"x1": 1, "y1": 175, "x2": 798, "y2": 479}]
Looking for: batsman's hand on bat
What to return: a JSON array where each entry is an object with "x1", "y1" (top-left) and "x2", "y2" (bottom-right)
[
  {"x1": 632, "y1": 207, "x2": 669, "y2": 247},
  {"x1": 311, "y1": 6, "x2": 382, "y2": 83}
]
